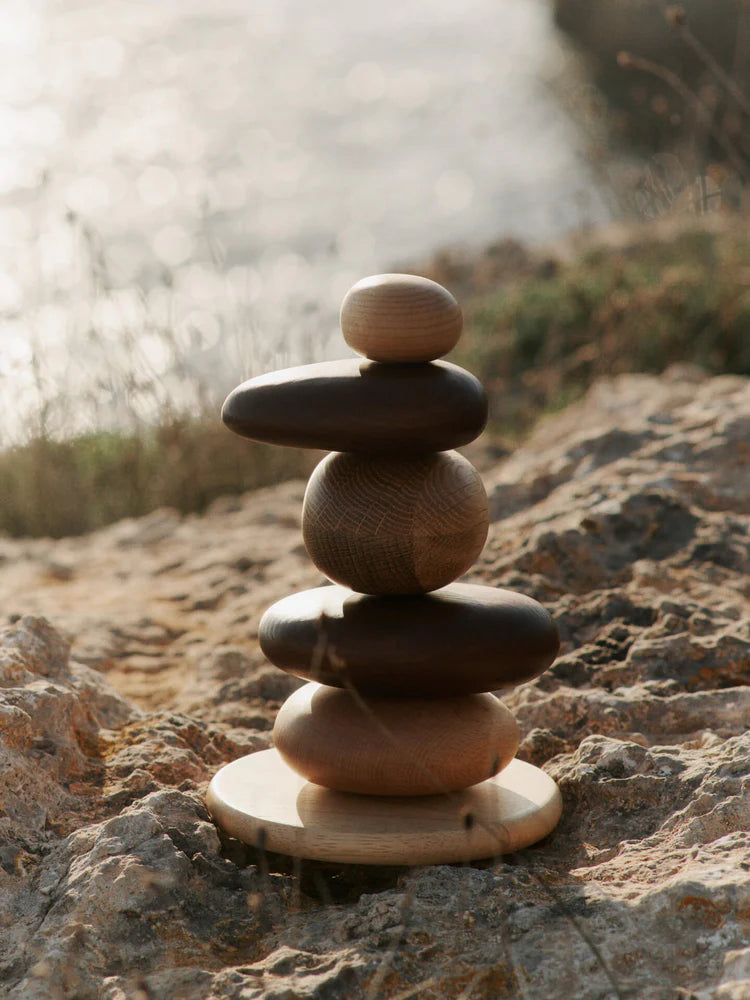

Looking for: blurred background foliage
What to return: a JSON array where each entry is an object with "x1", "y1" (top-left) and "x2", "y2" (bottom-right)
[
  {"x1": 0, "y1": 424, "x2": 314, "y2": 539},
  {"x1": 555, "y1": 0, "x2": 750, "y2": 209},
  {"x1": 6, "y1": 219, "x2": 749, "y2": 539},
  {"x1": 454, "y1": 222, "x2": 750, "y2": 437}
]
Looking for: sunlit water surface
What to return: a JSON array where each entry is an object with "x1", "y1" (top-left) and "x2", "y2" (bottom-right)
[{"x1": 0, "y1": 0, "x2": 610, "y2": 440}]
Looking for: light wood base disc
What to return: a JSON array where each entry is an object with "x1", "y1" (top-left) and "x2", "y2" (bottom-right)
[{"x1": 207, "y1": 749, "x2": 562, "y2": 865}]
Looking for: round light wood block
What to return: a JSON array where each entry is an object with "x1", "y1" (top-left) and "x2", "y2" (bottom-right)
[
  {"x1": 207, "y1": 749, "x2": 562, "y2": 865},
  {"x1": 260, "y1": 583, "x2": 560, "y2": 696},
  {"x1": 302, "y1": 451, "x2": 488, "y2": 595},
  {"x1": 221, "y1": 358, "x2": 487, "y2": 453},
  {"x1": 341, "y1": 274, "x2": 462, "y2": 363},
  {"x1": 273, "y1": 683, "x2": 519, "y2": 795}
]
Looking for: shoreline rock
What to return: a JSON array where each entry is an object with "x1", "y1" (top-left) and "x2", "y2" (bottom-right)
[{"x1": 0, "y1": 371, "x2": 748, "y2": 998}]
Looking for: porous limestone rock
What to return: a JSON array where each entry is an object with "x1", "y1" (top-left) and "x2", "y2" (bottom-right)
[{"x1": 0, "y1": 371, "x2": 748, "y2": 999}]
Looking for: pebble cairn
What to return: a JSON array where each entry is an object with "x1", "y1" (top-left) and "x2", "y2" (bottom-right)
[{"x1": 207, "y1": 274, "x2": 562, "y2": 865}]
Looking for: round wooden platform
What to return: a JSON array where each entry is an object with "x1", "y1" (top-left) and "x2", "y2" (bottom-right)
[{"x1": 207, "y1": 749, "x2": 562, "y2": 865}]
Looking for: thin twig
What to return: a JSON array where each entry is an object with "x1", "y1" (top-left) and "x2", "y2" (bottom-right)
[
  {"x1": 658, "y1": 1, "x2": 750, "y2": 116},
  {"x1": 618, "y1": 50, "x2": 749, "y2": 179},
  {"x1": 514, "y1": 857, "x2": 625, "y2": 1000}
]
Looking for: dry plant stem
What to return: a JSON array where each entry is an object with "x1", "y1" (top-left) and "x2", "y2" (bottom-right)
[
  {"x1": 518, "y1": 861, "x2": 625, "y2": 1000},
  {"x1": 380, "y1": 977, "x2": 443, "y2": 1000},
  {"x1": 729, "y1": 3, "x2": 750, "y2": 111},
  {"x1": 456, "y1": 969, "x2": 492, "y2": 1000},
  {"x1": 657, "y1": 0, "x2": 750, "y2": 116},
  {"x1": 363, "y1": 891, "x2": 416, "y2": 1000},
  {"x1": 619, "y1": 51, "x2": 749, "y2": 180}
]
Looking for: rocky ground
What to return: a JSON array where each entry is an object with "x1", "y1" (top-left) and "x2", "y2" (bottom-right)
[{"x1": 0, "y1": 368, "x2": 748, "y2": 999}]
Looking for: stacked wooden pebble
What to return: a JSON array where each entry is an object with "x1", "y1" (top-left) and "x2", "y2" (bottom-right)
[{"x1": 207, "y1": 274, "x2": 563, "y2": 865}]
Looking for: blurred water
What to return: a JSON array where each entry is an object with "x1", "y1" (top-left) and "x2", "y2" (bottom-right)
[{"x1": 0, "y1": 0, "x2": 610, "y2": 440}]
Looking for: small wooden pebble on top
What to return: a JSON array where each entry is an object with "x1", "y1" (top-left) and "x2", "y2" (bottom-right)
[{"x1": 340, "y1": 273, "x2": 463, "y2": 363}]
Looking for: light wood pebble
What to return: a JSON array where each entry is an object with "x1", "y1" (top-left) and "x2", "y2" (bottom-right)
[
  {"x1": 273, "y1": 682, "x2": 520, "y2": 796},
  {"x1": 302, "y1": 450, "x2": 489, "y2": 595},
  {"x1": 340, "y1": 273, "x2": 462, "y2": 363}
]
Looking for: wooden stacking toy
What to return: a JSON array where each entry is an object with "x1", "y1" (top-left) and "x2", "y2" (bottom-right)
[{"x1": 207, "y1": 273, "x2": 563, "y2": 865}]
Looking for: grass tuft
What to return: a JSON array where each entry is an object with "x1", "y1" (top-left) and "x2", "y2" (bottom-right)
[
  {"x1": 454, "y1": 222, "x2": 750, "y2": 436},
  {"x1": 3, "y1": 222, "x2": 749, "y2": 539},
  {"x1": 0, "y1": 421, "x2": 314, "y2": 539}
]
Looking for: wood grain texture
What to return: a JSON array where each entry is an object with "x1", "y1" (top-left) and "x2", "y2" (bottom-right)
[
  {"x1": 340, "y1": 274, "x2": 462, "y2": 363},
  {"x1": 259, "y1": 582, "x2": 560, "y2": 696},
  {"x1": 221, "y1": 358, "x2": 487, "y2": 453},
  {"x1": 206, "y1": 750, "x2": 563, "y2": 864},
  {"x1": 302, "y1": 451, "x2": 489, "y2": 595},
  {"x1": 273, "y1": 682, "x2": 519, "y2": 795}
]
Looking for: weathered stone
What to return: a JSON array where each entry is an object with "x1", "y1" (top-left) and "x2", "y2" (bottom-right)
[
  {"x1": 7, "y1": 790, "x2": 290, "y2": 1000},
  {"x1": 0, "y1": 372, "x2": 748, "y2": 999},
  {"x1": 222, "y1": 358, "x2": 487, "y2": 453},
  {"x1": 259, "y1": 582, "x2": 559, "y2": 695}
]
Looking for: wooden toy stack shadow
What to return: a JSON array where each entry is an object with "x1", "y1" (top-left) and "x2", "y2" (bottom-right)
[{"x1": 207, "y1": 274, "x2": 563, "y2": 865}]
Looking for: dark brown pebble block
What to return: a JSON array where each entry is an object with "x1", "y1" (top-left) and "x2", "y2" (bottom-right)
[
  {"x1": 260, "y1": 582, "x2": 560, "y2": 696},
  {"x1": 221, "y1": 358, "x2": 487, "y2": 453}
]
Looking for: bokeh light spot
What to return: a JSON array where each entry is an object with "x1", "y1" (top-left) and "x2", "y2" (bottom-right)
[
  {"x1": 137, "y1": 165, "x2": 178, "y2": 206},
  {"x1": 0, "y1": 273, "x2": 21, "y2": 312},
  {"x1": 84, "y1": 36, "x2": 125, "y2": 79},
  {"x1": 434, "y1": 169, "x2": 475, "y2": 213},
  {"x1": 153, "y1": 225, "x2": 193, "y2": 266},
  {"x1": 346, "y1": 62, "x2": 386, "y2": 102},
  {"x1": 65, "y1": 176, "x2": 111, "y2": 213}
]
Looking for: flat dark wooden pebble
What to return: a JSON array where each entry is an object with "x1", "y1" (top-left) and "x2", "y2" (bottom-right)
[
  {"x1": 259, "y1": 582, "x2": 559, "y2": 696},
  {"x1": 221, "y1": 358, "x2": 487, "y2": 453}
]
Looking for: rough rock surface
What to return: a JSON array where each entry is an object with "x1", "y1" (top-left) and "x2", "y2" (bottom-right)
[{"x1": 0, "y1": 369, "x2": 748, "y2": 999}]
